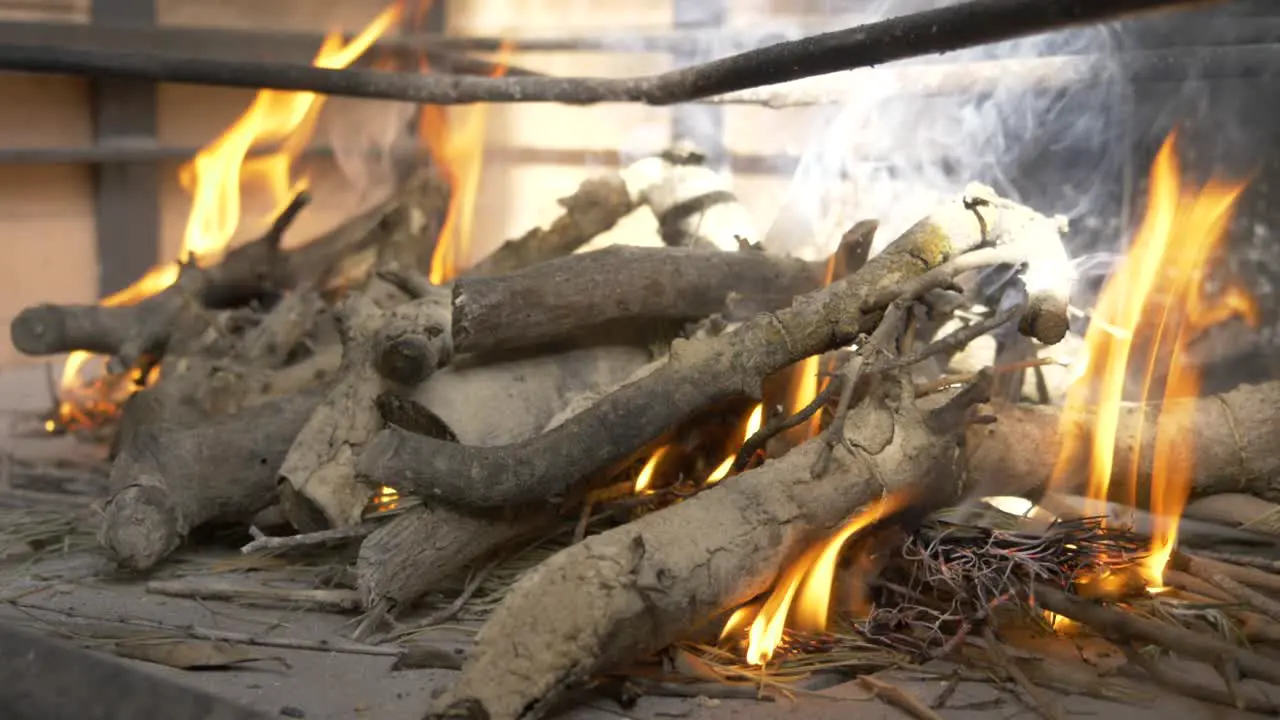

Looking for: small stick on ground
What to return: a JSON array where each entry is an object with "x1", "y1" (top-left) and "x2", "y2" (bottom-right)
[
  {"x1": 980, "y1": 626, "x2": 1061, "y2": 720},
  {"x1": 145, "y1": 579, "x2": 362, "y2": 612},
  {"x1": 1033, "y1": 584, "x2": 1280, "y2": 686},
  {"x1": 1190, "y1": 550, "x2": 1280, "y2": 573},
  {"x1": 1121, "y1": 644, "x2": 1277, "y2": 714},
  {"x1": 240, "y1": 524, "x2": 377, "y2": 555},
  {"x1": 1176, "y1": 552, "x2": 1280, "y2": 595},
  {"x1": 858, "y1": 675, "x2": 946, "y2": 720}
]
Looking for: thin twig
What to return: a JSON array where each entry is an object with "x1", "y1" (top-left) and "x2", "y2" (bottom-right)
[
  {"x1": 241, "y1": 524, "x2": 377, "y2": 554},
  {"x1": 0, "y1": 0, "x2": 1204, "y2": 104},
  {"x1": 11, "y1": 600, "x2": 399, "y2": 656},
  {"x1": 980, "y1": 626, "x2": 1061, "y2": 720},
  {"x1": 858, "y1": 674, "x2": 946, "y2": 720},
  {"x1": 1190, "y1": 550, "x2": 1280, "y2": 574}
]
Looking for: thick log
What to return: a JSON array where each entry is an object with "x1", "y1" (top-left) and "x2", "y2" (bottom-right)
[
  {"x1": 463, "y1": 174, "x2": 637, "y2": 278},
  {"x1": 9, "y1": 172, "x2": 447, "y2": 358},
  {"x1": 426, "y1": 375, "x2": 983, "y2": 720},
  {"x1": 963, "y1": 379, "x2": 1280, "y2": 504},
  {"x1": 99, "y1": 392, "x2": 323, "y2": 571},
  {"x1": 358, "y1": 344, "x2": 657, "y2": 615},
  {"x1": 278, "y1": 289, "x2": 452, "y2": 530},
  {"x1": 452, "y1": 245, "x2": 836, "y2": 357},
  {"x1": 356, "y1": 505, "x2": 550, "y2": 613},
  {"x1": 359, "y1": 185, "x2": 1073, "y2": 509}
]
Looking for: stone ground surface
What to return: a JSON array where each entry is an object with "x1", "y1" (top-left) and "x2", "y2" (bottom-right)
[{"x1": 0, "y1": 363, "x2": 1273, "y2": 720}]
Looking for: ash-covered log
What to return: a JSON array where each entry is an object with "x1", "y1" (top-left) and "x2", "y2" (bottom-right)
[
  {"x1": 358, "y1": 345, "x2": 660, "y2": 620},
  {"x1": 99, "y1": 391, "x2": 323, "y2": 571},
  {"x1": 10, "y1": 172, "x2": 447, "y2": 359},
  {"x1": 965, "y1": 379, "x2": 1280, "y2": 503},
  {"x1": 359, "y1": 185, "x2": 1072, "y2": 510},
  {"x1": 278, "y1": 288, "x2": 452, "y2": 530},
  {"x1": 452, "y1": 246, "x2": 832, "y2": 356},
  {"x1": 463, "y1": 173, "x2": 637, "y2": 278},
  {"x1": 426, "y1": 372, "x2": 989, "y2": 720}
]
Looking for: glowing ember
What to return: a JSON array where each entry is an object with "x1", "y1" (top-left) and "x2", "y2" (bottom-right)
[
  {"x1": 726, "y1": 492, "x2": 911, "y2": 665},
  {"x1": 50, "y1": 5, "x2": 402, "y2": 432},
  {"x1": 1047, "y1": 131, "x2": 1257, "y2": 588},
  {"x1": 705, "y1": 404, "x2": 763, "y2": 485},
  {"x1": 424, "y1": 41, "x2": 515, "y2": 284}
]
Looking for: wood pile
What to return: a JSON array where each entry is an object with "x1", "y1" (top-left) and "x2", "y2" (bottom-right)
[{"x1": 8, "y1": 151, "x2": 1280, "y2": 720}]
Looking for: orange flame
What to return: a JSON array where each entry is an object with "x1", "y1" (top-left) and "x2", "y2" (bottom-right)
[
  {"x1": 705, "y1": 404, "x2": 763, "y2": 485},
  {"x1": 51, "y1": 4, "x2": 402, "y2": 430},
  {"x1": 784, "y1": 254, "x2": 837, "y2": 442},
  {"x1": 731, "y1": 492, "x2": 910, "y2": 665},
  {"x1": 423, "y1": 42, "x2": 515, "y2": 283},
  {"x1": 1048, "y1": 131, "x2": 1256, "y2": 587},
  {"x1": 634, "y1": 445, "x2": 670, "y2": 494}
]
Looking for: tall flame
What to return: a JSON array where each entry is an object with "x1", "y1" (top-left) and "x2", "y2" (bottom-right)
[
  {"x1": 51, "y1": 4, "x2": 402, "y2": 430},
  {"x1": 1047, "y1": 131, "x2": 1256, "y2": 587},
  {"x1": 423, "y1": 42, "x2": 514, "y2": 283}
]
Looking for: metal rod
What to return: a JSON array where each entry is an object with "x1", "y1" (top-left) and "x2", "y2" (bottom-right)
[
  {"x1": 703, "y1": 46, "x2": 1280, "y2": 107},
  {"x1": 0, "y1": 0, "x2": 1216, "y2": 105}
]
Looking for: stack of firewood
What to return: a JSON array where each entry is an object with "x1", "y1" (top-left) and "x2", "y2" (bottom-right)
[{"x1": 10, "y1": 148, "x2": 1280, "y2": 720}]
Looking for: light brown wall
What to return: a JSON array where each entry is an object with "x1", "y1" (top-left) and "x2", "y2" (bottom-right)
[
  {"x1": 0, "y1": 73, "x2": 95, "y2": 367},
  {"x1": 0, "y1": 0, "x2": 820, "y2": 368}
]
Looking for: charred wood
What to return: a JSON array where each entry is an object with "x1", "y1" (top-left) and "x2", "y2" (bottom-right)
[
  {"x1": 99, "y1": 392, "x2": 323, "y2": 571},
  {"x1": 357, "y1": 344, "x2": 657, "y2": 617},
  {"x1": 451, "y1": 246, "x2": 832, "y2": 356},
  {"x1": 278, "y1": 289, "x2": 452, "y2": 530},
  {"x1": 425, "y1": 373, "x2": 987, "y2": 720},
  {"x1": 464, "y1": 173, "x2": 637, "y2": 278},
  {"x1": 964, "y1": 379, "x2": 1280, "y2": 504},
  {"x1": 10, "y1": 173, "x2": 446, "y2": 358},
  {"x1": 359, "y1": 185, "x2": 1072, "y2": 509}
]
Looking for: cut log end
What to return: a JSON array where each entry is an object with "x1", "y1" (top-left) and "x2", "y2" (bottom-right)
[{"x1": 98, "y1": 481, "x2": 183, "y2": 572}]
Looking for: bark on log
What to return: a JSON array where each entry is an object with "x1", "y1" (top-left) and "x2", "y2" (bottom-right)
[
  {"x1": 452, "y1": 245, "x2": 833, "y2": 357},
  {"x1": 358, "y1": 184, "x2": 1073, "y2": 509},
  {"x1": 426, "y1": 376, "x2": 983, "y2": 720},
  {"x1": 358, "y1": 343, "x2": 657, "y2": 614},
  {"x1": 9, "y1": 172, "x2": 446, "y2": 358},
  {"x1": 99, "y1": 392, "x2": 323, "y2": 571},
  {"x1": 279, "y1": 289, "x2": 452, "y2": 530},
  {"x1": 963, "y1": 378, "x2": 1280, "y2": 504},
  {"x1": 463, "y1": 174, "x2": 638, "y2": 278}
]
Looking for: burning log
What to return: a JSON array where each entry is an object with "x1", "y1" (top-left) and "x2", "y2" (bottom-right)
[
  {"x1": 278, "y1": 288, "x2": 453, "y2": 530},
  {"x1": 9, "y1": 172, "x2": 447, "y2": 359},
  {"x1": 463, "y1": 173, "x2": 637, "y2": 278},
  {"x1": 99, "y1": 391, "x2": 323, "y2": 571},
  {"x1": 359, "y1": 184, "x2": 1073, "y2": 510},
  {"x1": 357, "y1": 345, "x2": 659, "y2": 619},
  {"x1": 452, "y1": 246, "x2": 840, "y2": 357},
  {"x1": 425, "y1": 372, "x2": 991, "y2": 720},
  {"x1": 964, "y1": 378, "x2": 1280, "y2": 503}
]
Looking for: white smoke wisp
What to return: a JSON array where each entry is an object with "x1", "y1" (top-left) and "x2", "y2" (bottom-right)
[
  {"x1": 760, "y1": 0, "x2": 1129, "y2": 266},
  {"x1": 324, "y1": 95, "x2": 419, "y2": 205}
]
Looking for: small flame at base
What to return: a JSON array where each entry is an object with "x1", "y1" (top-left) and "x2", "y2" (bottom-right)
[{"x1": 727, "y1": 491, "x2": 911, "y2": 666}]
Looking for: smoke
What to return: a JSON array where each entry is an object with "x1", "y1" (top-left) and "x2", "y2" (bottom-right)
[
  {"x1": 323, "y1": 95, "x2": 419, "y2": 205},
  {"x1": 759, "y1": 1, "x2": 1128, "y2": 265}
]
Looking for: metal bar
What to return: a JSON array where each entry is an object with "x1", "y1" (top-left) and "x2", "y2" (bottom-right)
[
  {"x1": 0, "y1": 620, "x2": 271, "y2": 720},
  {"x1": 90, "y1": 0, "x2": 159, "y2": 297},
  {"x1": 0, "y1": 19, "x2": 539, "y2": 77},
  {"x1": 672, "y1": 0, "x2": 726, "y2": 167},
  {"x1": 0, "y1": 144, "x2": 801, "y2": 176},
  {"x1": 0, "y1": 0, "x2": 1218, "y2": 105}
]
